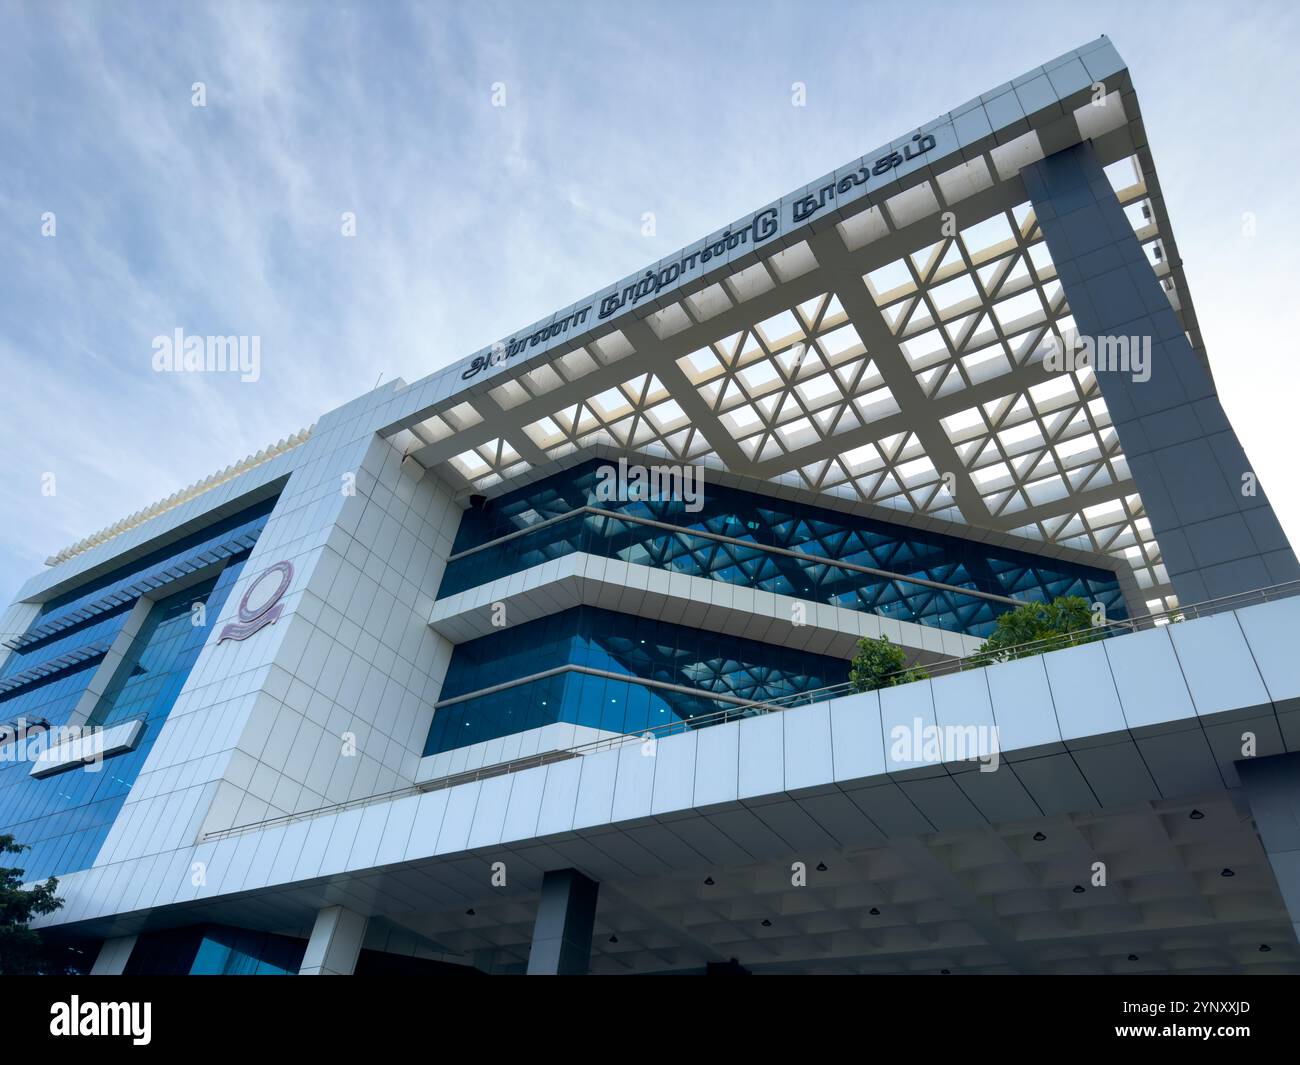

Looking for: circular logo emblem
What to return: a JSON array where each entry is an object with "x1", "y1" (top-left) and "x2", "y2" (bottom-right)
[
  {"x1": 218, "y1": 560, "x2": 294, "y2": 644},
  {"x1": 238, "y1": 560, "x2": 294, "y2": 623}
]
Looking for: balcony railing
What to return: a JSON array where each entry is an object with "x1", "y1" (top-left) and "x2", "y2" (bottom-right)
[{"x1": 200, "y1": 578, "x2": 1300, "y2": 844}]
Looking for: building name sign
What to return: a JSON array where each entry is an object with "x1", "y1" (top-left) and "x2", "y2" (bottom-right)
[{"x1": 460, "y1": 132, "x2": 939, "y2": 382}]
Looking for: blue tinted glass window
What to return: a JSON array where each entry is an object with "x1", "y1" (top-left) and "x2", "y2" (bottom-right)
[
  {"x1": 126, "y1": 923, "x2": 305, "y2": 975},
  {"x1": 423, "y1": 606, "x2": 849, "y2": 756},
  {"x1": 0, "y1": 500, "x2": 273, "y2": 882},
  {"x1": 437, "y1": 459, "x2": 1127, "y2": 638}
]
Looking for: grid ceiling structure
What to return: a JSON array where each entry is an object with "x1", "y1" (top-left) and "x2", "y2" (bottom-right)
[
  {"x1": 392, "y1": 48, "x2": 1201, "y2": 614},
  {"x1": 372, "y1": 791, "x2": 1297, "y2": 975}
]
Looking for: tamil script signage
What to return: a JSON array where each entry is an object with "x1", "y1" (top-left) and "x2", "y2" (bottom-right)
[{"x1": 460, "y1": 131, "x2": 942, "y2": 382}]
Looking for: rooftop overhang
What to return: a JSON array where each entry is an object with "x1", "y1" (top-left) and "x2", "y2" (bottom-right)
[{"x1": 384, "y1": 37, "x2": 1203, "y2": 614}]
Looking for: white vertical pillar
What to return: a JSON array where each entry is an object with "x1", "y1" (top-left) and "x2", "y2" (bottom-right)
[
  {"x1": 298, "y1": 906, "x2": 368, "y2": 975},
  {"x1": 89, "y1": 935, "x2": 137, "y2": 975}
]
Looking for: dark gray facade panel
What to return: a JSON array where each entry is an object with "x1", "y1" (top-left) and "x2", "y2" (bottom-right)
[
  {"x1": 1237, "y1": 752, "x2": 1300, "y2": 944},
  {"x1": 525, "y1": 868, "x2": 600, "y2": 976},
  {"x1": 1023, "y1": 142, "x2": 1299, "y2": 603}
]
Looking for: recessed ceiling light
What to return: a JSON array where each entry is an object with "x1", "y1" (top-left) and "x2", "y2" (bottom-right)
[
  {"x1": 1072, "y1": 885, "x2": 1085, "y2": 894},
  {"x1": 816, "y1": 861, "x2": 828, "y2": 872},
  {"x1": 704, "y1": 876, "x2": 715, "y2": 886},
  {"x1": 1033, "y1": 831, "x2": 1046, "y2": 841},
  {"x1": 1220, "y1": 868, "x2": 1235, "y2": 878},
  {"x1": 761, "y1": 919, "x2": 772, "y2": 927},
  {"x1": 869, "y1": 907, "x2": 880, "y2": 916},
  {"x1": 1189, "y1": 809, "x2": 1204, "y2": 820}
]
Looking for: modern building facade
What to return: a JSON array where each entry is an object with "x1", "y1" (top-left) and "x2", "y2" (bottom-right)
[{"x1": 4, "y1": 37, "x2": 1300, "y2": 975}]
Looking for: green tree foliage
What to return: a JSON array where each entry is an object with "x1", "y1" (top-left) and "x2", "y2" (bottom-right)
[
  {"x1": 849, "y1": 635, "x2": 929, "y2": 692},
  {"x1": 0, "y1": 834, "x2": 64, "y2": 975},
  {"x1": 970, "y1": 596, "x2": 1104, "y2": 666}
]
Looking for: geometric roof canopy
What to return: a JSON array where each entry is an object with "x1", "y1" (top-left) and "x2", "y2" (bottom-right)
[{"x1": 389, "y1": 42, "x2": 1196, "y2": 613}]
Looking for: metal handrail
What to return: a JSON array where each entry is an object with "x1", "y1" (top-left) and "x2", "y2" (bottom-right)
[
  {"x1": 444, "y1": 504, "x2": 1027, "y2": 607},
  {"x1": 757, "y1": 577, "x2": 1300, "y2": 705},
  {"x1": 433, "y1": 662, "x2": 776, "y2": 712},
  {"x1": 199, "y1": 577, "x2": 1300, "y2": 843}
]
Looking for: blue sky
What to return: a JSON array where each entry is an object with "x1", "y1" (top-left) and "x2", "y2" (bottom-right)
[{"x1": 2, "y1": 0, "x2": 1298, "y2": 606}]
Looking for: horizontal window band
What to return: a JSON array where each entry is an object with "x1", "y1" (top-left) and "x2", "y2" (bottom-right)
[
  {"x1": 433, "y1": 662, "x2": 777, "y2": 713},
  {"x1": 444, "y1": 505, "x2": 1024, "y2": 608},
  {"x1": 446, "y1": 506, "x2": 588, "y2": 561},
  {"x1": 0, "y1": 641, "x2": 111, "y2": 697},
  {"x1": 6, "y1": 534, "x2": 259, "y2": 654}
]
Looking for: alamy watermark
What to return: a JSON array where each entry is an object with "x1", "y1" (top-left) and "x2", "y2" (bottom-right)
[
  {"x1": 1044, "y1": 333, "x2": 1151, "y2": 383},
  {"x1": 594, "y1": 457, "x2": 704, "y2": 512},
  {"x1": 890, "y1": 717, "x2": 1001, "y2": 772},
  {"x1": 50, "y1": 997, "x2": 151, "y2": 1045},
  {"x1": 151, "y1": 328, "x2": 260, "y2": 382},
  {"x1": 0, "y1": 721, "x2": 110, "y2": 772}
]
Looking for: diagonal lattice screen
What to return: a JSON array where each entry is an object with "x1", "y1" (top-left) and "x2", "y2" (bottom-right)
[{"x1": 416, "y1": 148, "x2": 1183, "y2": 612}]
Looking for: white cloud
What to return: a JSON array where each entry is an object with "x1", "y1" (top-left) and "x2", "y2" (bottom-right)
[{"x1": 2, "y1": 1, "x2": 1298, "y2": 604}]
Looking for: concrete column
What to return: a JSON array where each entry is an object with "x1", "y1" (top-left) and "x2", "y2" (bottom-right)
[
  {"x1": 526, "y1": 869, "x2": 599, "y2": 975},
  {"x1": 298, "y1": 906, "x2": 368, "y2": 975},
  {"x1": 1023, "y1": 142, "x2": 1299, "y2": 603},
  {"x1": 89, "y1": 935, "x2": 137, "y2": 975},
  {"x1": 1238, "y1": 752, "x2": 1300, "y2": 944}
]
